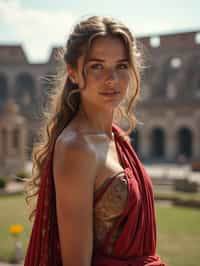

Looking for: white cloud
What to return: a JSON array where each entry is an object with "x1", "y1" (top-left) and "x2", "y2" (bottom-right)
[
  {"x1": 0, "y1": 0, "x2": 77, "y2": 62},
  {"x1": 0, "y1": 0, "x2": 199, "y2": 61}
]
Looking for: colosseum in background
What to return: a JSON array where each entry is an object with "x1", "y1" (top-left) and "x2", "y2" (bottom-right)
[{"x1": 0, "y1": 29, "x2": 200, "y2": 175}]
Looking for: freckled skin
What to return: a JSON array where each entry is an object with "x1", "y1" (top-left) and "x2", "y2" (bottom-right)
[
  {"x1": 54, "y1": 35, "x2": 132, "y2": 266},
  {"x1": 64, "y1": 35, "x2": 131, "y2": 199},
  {"x1": 70, "y1": 35, "x2": 130, "y2": 111}
]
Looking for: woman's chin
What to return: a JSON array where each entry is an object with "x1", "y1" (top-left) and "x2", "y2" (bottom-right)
[{"x1": 99, "y1": 99, "x2": 121, "y2": 110}]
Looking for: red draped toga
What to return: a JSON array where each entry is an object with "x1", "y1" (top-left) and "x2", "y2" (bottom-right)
[{"x1": 24, "y1": 124, "x2": 166, "y2": 266}]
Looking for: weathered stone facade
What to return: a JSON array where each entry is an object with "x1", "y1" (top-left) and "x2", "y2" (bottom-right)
[
  {"x1": 133, "y1": 31, "x2": 200, "y2": 162},
  {"x1": 0, "y1": 99, "x2": 27, "y2": 176},
  {"x1": 0, "y1": 30, "x2": 199, "y2": 174}
]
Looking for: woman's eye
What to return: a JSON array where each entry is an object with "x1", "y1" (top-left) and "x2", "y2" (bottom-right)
[
  {"x1": 90, "y1": 64, "x2": 103, "y2": 70},
  {"x1": 117, "y1": 63, "x2": 128, "y2": 70}
]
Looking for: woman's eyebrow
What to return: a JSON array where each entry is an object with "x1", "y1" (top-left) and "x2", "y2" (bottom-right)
[
  {"x1": 87, "y1": 58, "x2": 104, "y2": 62},
  {"x1": 117, "y1": 59, "x2": 129, "y2": 63},
  {"x1": 87, "y1": 58, "x2": 129, "y2": 63}
]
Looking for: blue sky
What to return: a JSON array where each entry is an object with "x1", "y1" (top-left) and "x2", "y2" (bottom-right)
[{"x1": 0, "y1": 0, "x2": 199, "y2": 62}]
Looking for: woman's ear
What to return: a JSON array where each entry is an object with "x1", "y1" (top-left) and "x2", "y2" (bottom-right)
[{"x1": 66, "y1": 64, "x2": 78, "y2": 84}]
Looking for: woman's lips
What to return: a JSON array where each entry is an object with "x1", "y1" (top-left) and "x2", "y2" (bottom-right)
[{"x1": 99, "y1": 91, "x2": 120, "y2": 96}]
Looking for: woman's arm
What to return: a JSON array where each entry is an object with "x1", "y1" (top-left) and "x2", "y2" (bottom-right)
[{"x1": 53, "y1": 135, "x2": 97, "y2": 266}]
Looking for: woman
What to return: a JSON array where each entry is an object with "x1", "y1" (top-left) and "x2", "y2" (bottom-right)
[{"x1": 24, "y1": 16, "x2": 166, "y2": 266}]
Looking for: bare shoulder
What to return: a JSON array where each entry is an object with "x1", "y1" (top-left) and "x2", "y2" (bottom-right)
[
  {"x1": 53, "y1": 129, "x2": 98, "y2": 186},
  {"x1": 53, "y1": 129, "x2": 96, "y2": 265}
]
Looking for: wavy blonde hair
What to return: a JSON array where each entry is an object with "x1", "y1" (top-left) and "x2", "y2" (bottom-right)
[{"x1": 25, "y1": 15, "x2": 144, "y2": 221}]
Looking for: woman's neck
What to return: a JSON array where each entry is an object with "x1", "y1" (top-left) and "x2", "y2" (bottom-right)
[{"x1": 75, "y1": 103, "x2": 114, "y2": 139}]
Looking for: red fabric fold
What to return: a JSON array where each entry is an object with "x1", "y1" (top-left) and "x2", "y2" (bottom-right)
[
  {"x1": 93, "y1": 253, "x2": 165, "y2": 266},
  {"x1": 92, "y1": 124, "x2": 166, "y2": 265},
  {"x1": 24, "y1": 124, "x2": 166, "y2": 266},
  {"x1": 24, "y1": 149, "x2": 62, "y2": 266}
]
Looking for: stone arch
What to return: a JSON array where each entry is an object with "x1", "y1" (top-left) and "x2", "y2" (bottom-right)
[
  {"x1": 150, "y1": 127, "x2": 165, "y2": 158},
  {"x1": 152, "y1": 56, "x2": 184, "y2": 99},
  {"x1": 197, "y1": 79, "x2": 200, "y2": 89},
  {"x1": 0, "y1": 73, "x2": 8, "y2": 102},
  {"x1": 143, "y1": 64, "x2": 157, "y2": 99},
  {"x1": 12, "y1": 127, "x2": 20, "y2": 150},
  {"x1": 151, "y1": 64, "x2": 166, "y2": 98},
  {"x1": 177, "y1": 127, "x2": 193, "y2": 158},
  {"x1": 1, "y1": 128, "x2": 8, "y2": 154},
  {"x1": 40, "y1": 71, "x2": 55, "y2": 106},
  {"x1": 166, "y1": 56, "x2": 186, "y2": 99},
  {"x1": 27, "y1": 130, "x2": 36, "y2": 158},
  {"x1": 130, "y1": 129, "x2": 139, "y2": 153},
  {"x1": 15, "y1": 72, "x2": 35, "y2": 104},
  {"x1": 151, "y1": 58, "x2": 171, "y2": 98},
  {"x1": 184, "y1": 56, "x2": 200, "y2": 98}
]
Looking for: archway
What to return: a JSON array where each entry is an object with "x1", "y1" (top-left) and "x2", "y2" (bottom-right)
[
  {"x1": 12, "y1": 128, "x2": 20, "y2": 150},
  {"x1": 1, "y1": 128, "x2": 8, "y2": 155},
  {"x1": 177, "y1": 127, "x2": 192, "y2": 158},
  {"x1": 15, "y1": 73, "x2": 35, "y2": 104},
  {"x1": 130, "y1": 129, "x2": 139, "y2": 153},
  {"x1": 0, "y1": 74, "x2": 8, "y2": 102},
  {"x1": 151, "y1": 127, "x2": 165, "y2": 158}
]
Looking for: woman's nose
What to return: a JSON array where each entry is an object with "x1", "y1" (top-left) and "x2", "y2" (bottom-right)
[{"x1": 105, "y1": 70, "x2": 118, "y2": 86}]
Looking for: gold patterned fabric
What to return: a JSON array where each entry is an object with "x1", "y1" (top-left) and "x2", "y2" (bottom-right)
[{"x1": 94, "y1": 172, "x2": 128, "y2": 255}]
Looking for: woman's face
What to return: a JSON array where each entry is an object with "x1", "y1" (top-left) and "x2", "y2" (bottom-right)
[{"x1": 72, "y1": 35, "x2": 130, "y2": 110}]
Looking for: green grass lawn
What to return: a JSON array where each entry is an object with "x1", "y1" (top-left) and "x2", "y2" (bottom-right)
[
  {"x1": 0, "y1": 193, "x2": 32, "y2": 262},
  {"x1": 0, "y1": 193, "x2": 200, "y2": 265},
  {"x1": 156, "y1": 203, "x2": 200, "y2": 266}
]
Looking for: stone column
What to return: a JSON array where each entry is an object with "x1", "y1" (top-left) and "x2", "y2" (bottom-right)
[
  {"x1": 193, "y1": 129, "x2": 200, "y2": 159},
  {"x1": 8, "y1": 74, "x2": 17, "y2": 99},
  {"x1": 165, "y1": 110, "x2": 177, "y2": 161},
  {"x1": 165, "y1": 129, "x2": 177, "y2": 161},
  {"x1": 193, "y1": 112, "x2": 200, "y2": 159},
  {"x1": 19, "y1": 124, "x2": 27, "y2": 163},
  {"x1": 0, "y1": 128, "x2": 2, "y2": 164},
  {"x1": 139, "y1": 125, "x2": 150, "y2": 160}
]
